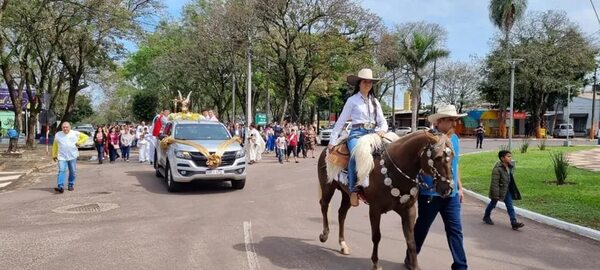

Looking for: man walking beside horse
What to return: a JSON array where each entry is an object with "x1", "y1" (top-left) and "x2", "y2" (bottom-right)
[{"x1": 409, "y1": 104, "x2": 468, "y2": 270}]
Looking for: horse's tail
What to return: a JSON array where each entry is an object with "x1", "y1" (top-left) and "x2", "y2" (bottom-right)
[{"x1": 353, "y1": 132, "x2": 400, "y2": 186}]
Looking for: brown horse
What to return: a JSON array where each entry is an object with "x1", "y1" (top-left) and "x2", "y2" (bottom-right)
[{"x1": 317, "y1": 131, "x2": 455, "y2": 270}]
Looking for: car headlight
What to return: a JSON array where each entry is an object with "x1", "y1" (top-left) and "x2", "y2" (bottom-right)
[
  {"x1": 175, "y1": 151, "x2": 192, "y2": 159},
  {"x1": 235, "y1": 149, "x2": 245, "y2": 158}
]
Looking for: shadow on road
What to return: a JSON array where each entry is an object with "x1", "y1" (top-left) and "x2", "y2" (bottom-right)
[
  {"x1": 126, "y1": 169, "x2": 238, "y2": 195},
  {"x1": 233, "y1": 236, "x2": 403, "y2": 270},
  {"x1": 28, "y1": 187, "x2": 58, "y2": 194}
]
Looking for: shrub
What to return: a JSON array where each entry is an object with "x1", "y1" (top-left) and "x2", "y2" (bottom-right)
[
  {"x1": 550, "y1": 151, "x2": 569, "y2": 185},
  {"x1": 520, "y1": 140, "x2": 530, "y2": 153},
  {"x1": 538, "y1": 139, "x2": 547, "y2": 151},
  {"x1": 499, "y1": 145, "x2": 510, "y2": 151}
]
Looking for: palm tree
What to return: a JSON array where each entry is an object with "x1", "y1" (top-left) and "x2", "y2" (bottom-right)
[
  {"x1": 489, "y1": 0, "x2": 528, "y2": 138},
  {"x1": 398, "y1": 30, "x2": 449, "y2": 131}
]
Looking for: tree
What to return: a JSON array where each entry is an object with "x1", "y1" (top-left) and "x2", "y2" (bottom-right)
[
  {"x1": 436, "y1": 60, "x2": 482, "y2": 112},
  {"x1": 132, "y1": 91, "x2": 158, "y2": 122},
  {"x1": 480, "y1": 11, "x2": 596, "y2": 135},
  {"x1": 395, "y1": 22, "x2": 449, "y2": 131},
  {"x1": 70, "y1": 95, "x2": 94, "y2": 124},
  {"x1": 488, "y1": 0, "x2": 528, "y2": 138}
]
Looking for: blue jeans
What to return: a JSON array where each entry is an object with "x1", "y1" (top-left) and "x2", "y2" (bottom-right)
[
  {"x1": 277, "y1": 148, "x2": 285, "y2": 163},
  {"x1": 96, "y1": 144, "x2": 104, "y2": 162},
  {"x1": 415, "y1": 195, "x2": 468, "y2": 270},
  {"x1": 57, "y1": 159, "x2": 77, "y2": 188},
  {"x1": 484, "y1": 191, "x2": 517, "y2": 224},
  {"x1": 347, "y1": 128, "x2": 373, "y2": 192},
  {"x1": 109, "y1": 145, "x2": 117, "y2": 161},
  {"x1": 121, "y1": 146, "x2": 130, "y2": 160}
]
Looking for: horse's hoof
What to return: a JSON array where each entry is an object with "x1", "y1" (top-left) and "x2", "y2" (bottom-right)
[
  {"x1": 319, "y1": 233, "x2": 328, "y2": 243},
  {"x1": 340, "y1": 241, "x2": 350, "y2": 255},
  {"x1": 372, "y1": 265, "x2": 383, "y2": 270}
]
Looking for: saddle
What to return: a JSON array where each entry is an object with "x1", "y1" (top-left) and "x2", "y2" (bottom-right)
[{"x1": 326, "y1": 138, "x2": 350, "y2": 169}]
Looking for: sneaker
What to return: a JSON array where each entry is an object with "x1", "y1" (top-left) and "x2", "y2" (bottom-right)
[
  {"x1": 483, "y1": 216, "x2": 494, "y2": 225},
  {"x1": 350, "y1": 192, "x2": 359, "y2": 207},
  {"x1": 68, "y1": 186, "x2": 74, "y2": 191},
  {"x1": 54, "y1": 187, "x2": 64, "y2": 194},
  {"x1": 511, "y1": 222, "x2": 524, "y2": 230}
]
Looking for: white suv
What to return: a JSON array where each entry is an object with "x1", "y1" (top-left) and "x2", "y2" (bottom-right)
[
  {"x1": 553, "y1": 124, "x2": 575, "y2": 138},
  {"x1": 317, "y1": 121, "x2": 351, "y2": 146},
  {"x1": 155, "y1": 120, "x2": 246, "y2": 192}
]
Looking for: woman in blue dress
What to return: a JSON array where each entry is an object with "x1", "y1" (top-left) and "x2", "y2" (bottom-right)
[{"x1": 328, "y1": 68, "x2": 388, "y2": 207}]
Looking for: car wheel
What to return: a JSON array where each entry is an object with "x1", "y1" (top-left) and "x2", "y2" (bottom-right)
[
  {"x1": 165, "y1": 162, "x2": 183, "y2": 192},
  {"x1": 155, "y1": 166, "x2": 163, "y2": 178},
  {"x1": 231, "y1": 179, "x2": 246, "y2": 189},
  {"x1": 153, "y1": 152, "x2": 158, "y2": 169}
]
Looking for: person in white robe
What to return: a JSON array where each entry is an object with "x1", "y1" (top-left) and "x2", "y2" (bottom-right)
[{"x1": 246, "y1": 124, "x2": 265, "y2": 164}]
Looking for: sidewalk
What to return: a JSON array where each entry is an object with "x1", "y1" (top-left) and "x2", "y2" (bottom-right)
[
  {"x1": 567, "y1": 147, "x2": 600, "y2": 172},
  {"x1": 0, "y1": 145, "x2": 96, "y2": 191}
]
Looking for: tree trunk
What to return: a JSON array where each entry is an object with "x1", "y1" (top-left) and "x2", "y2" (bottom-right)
[
  {"x1": 499, "y1": 110, "x2": 507, "y2": 138},
  {"x1": 25, "y1": 113, "x2": 38, "y2": 149},
  {"x1": 7, "y1": 110, "x2": 23, "y2": 153},
  {"x1": 410, "y1": 77, "x2": 419, "y2": 131}
]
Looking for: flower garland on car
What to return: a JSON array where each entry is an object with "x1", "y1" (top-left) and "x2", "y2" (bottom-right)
[{"x1": 160, "y1": 136, "x2": 242, "y2": 169}]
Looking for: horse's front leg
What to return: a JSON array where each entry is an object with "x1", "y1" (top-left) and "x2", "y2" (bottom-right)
[
  {"x1": 399, "y1": 205, "x2": 420, "y2": 270},
  {"x1": 369, "y1": 207, "x2": 383, "y2": 270},
  {"x1": 338, "y1": 191, "x2": 352, "y2": 255}
]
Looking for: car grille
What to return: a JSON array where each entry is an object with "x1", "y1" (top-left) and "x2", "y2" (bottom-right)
[{"x1": 190, "y1": 151, "x2": 237, "y2": 167}]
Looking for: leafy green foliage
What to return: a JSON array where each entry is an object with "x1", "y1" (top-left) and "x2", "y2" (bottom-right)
[
  {"x1": 550, "y1": 151, "x2": 570, "y2": 185},
  {"x1": 480, "y1": 11, "x2": 596, "y2": 132},
  {"x1": 520, "y1": 139, "x2": 529, "y2": 153},
  {"x1": 132, "y1": 92, "x2": 159, "y2": 122},
  {"x1": 538, "y1": 139, "x2": 547, "y2": 151},
  {"x1": 70, "y1": 95, "x2": 95, "y2": 125}
]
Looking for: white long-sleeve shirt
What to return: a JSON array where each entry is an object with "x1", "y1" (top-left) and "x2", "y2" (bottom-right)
[{"x1": 329, "y1": 93, "x2": 388, "y2": 146}]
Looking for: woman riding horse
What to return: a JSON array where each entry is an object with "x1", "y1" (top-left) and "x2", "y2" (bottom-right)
[{"x1": 328, "y1": 68, "x2": 388, "y2": 207}]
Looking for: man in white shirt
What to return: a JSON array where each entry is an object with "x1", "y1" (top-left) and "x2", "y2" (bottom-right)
[
  {"x1": 52, "y1": 122, "x2": 89, "y2": 193},
  {"x1": 208, "y1": 110, "x2": 219, "y2": 122}
]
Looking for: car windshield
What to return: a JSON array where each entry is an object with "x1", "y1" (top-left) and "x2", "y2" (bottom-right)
[{"x1": 174, "y1": 124, "x2": 231, "y2": 140}]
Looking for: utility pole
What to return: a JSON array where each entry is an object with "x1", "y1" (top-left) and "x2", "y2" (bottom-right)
[
  {"x1": 232, "y1": 75, "x2": 235, "y2": 123},
  {"x1": 591, "y1": 65, "x2": 597, "y2": 140},
  {"x1": 392, "y1": 68, "x2": 396, "y2": 131},
  {"x1": 565, "y1": 85, "x2": 573, "y2": 146},
  {"x1": 246, "y1": 33, "x2": 252, "y2": 145},
  {"x1": 507, "y1": 58, "x2": 524, "y2": 150}
]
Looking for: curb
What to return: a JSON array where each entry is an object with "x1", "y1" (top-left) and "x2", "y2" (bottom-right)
[{"x1": 463, "y1": 189, "x2": 600, "y2": 242}]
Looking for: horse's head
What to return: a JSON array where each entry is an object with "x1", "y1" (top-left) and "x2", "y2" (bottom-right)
[{"x1": 420, "y1": 131, "x2": 454, "y2": 197}]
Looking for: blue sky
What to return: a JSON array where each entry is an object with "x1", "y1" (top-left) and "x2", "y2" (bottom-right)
[{"x1": 160, "y1": 0, "x2": 600, "y2": 61}]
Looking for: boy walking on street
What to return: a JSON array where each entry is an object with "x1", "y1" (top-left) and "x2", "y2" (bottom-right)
[
  {"x1": 52, "y1": 122, "x2": 89, "y2": 193},
  {"x1": 275, "y1": 132, "x2": 287, "y2": 164},
  {"x1": 483, "y1": 150, "x2": 525, "y2": 230}
]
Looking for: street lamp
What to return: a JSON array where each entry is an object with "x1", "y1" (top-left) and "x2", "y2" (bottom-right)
[{"x1": 507, "y1": 58, "x2": 524, "y2": 150}]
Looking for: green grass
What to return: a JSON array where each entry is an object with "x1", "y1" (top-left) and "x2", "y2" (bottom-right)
[{"x1": 461, "y1": 146, "x2": 600, "y2": 230}]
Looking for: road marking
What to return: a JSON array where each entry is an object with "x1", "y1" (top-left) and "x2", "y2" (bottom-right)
[
  {"x1": 0, "y1": 182, "x2": 12, "y2": 188},
  {"x1": 243, "y1": 221, "x2": 260, "y2": 270},
  {"x1": 0, "y1": 172, "x2": 25, "y2": 175},
  {"x1": 0, "y1": 174, "x2": 21, "y2": 182}
]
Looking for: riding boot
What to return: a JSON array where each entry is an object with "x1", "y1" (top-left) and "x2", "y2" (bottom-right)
[{"x1": 350, "y1": 192, "x2": 359, "y2": 207}]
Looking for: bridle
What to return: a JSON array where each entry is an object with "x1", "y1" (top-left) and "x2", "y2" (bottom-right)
[{"x1": 378, "y1": 132, "x2": 454, "y2": 203}]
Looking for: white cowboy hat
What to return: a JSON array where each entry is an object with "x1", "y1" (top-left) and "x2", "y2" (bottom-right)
[
  {"x1": 347, "y1": 68, "x2": 381, "y2": 86},
  {"x1": 428, "y1": 104, "x2": 467, "y2": 123}
]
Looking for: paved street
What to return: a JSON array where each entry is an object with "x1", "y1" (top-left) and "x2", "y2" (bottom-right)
[{"x1": 1, "y1": 140, "x2": 599, "y2": 270}]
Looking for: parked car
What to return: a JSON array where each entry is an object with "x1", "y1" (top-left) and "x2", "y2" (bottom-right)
[
  {"x1": 317, "y1": 121, "x2": 351, "y2": 146},
  {"x1": 74, "y1": 124, "x2": 94, "y2": 135},
  {"x1": 416, "y1": 126, "x2": 431, "y2": 132},
  {"x1": 393, "y1": 126, "x2": 412, "y2": 136},
  {"x1": 155, "y1": 120, "x2": 246, "y2": 192},
  {"x1": 73, "y1": 129, "x2": 95, "y2": 150},
  {"x1": 553, "y1": 124, "x2": 575, "y2": 138}
]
